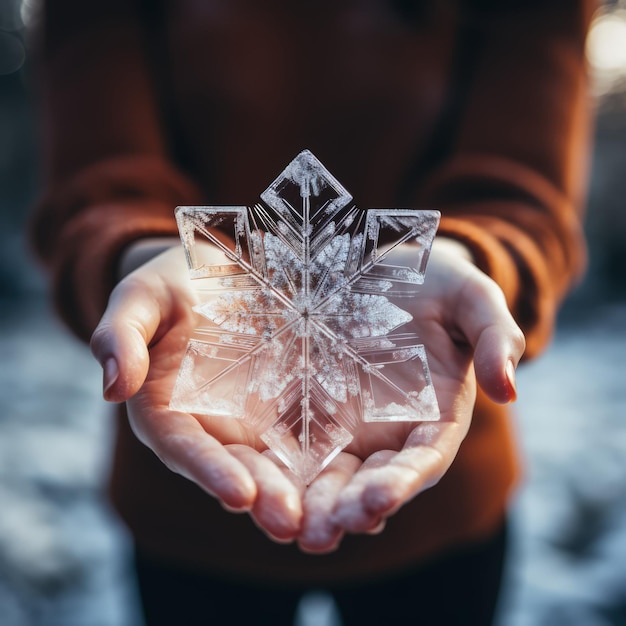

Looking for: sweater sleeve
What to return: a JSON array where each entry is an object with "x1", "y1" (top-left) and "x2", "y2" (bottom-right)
[
  {"x1": 416, "y1": 0, "x2": 595, "y2": 358},
  {"x1": 30, "y1": 0, "x2": 203, "y2": 341}
]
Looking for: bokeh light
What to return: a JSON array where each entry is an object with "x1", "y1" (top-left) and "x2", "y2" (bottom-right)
[
  {"x1": 0, "y1": 30, "x2": 25, "y2": 75},
  {"x1": 0, "y1": 0, "x2": 27, "y2": 76},
  {"x1": 587, "y1": 5, "x2": 626, "y2": 99}
]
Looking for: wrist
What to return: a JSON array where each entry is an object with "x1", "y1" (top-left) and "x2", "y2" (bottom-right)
[
  {"x1": 118, "y1": 237, "x2": 180, "y2": 279},
  {"x1": 432, "y1": 236, "x2": 475, "y2": 264}
]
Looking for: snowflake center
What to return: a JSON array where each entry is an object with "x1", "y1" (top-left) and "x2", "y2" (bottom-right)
[{"x1": 169, "y1": 150, "x2": 442, "y2": 483}]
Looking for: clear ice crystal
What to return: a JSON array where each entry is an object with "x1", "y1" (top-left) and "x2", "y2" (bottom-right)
[{"x1": 170, "y1": 150, "x2": 441, "y2": 484}]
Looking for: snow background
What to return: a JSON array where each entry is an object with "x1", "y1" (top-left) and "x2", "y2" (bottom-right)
[{"x1": 2, "y1": 3, "x2": 626, "y2": 622}]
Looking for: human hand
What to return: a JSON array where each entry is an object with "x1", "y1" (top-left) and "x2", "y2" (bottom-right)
[
  {"x1": 91, "y1": 237, "x2": 524, "y2": 551},
  {"x1": 297, "y1": 238, "x2": 525, "y2": 553},
  {"x1": 90, "y1": 243, "x2": 305, "y2": 543}
]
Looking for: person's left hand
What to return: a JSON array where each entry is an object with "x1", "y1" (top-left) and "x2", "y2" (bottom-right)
[{"x1": 296, "y1": 238, "x2": 525, "y2": 553}]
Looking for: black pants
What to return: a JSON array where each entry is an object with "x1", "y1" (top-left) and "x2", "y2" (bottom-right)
[{"x1": 135, "y1": 522, "x2": 507, "y2": 626}]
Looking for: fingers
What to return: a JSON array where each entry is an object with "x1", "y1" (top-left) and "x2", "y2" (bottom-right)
[
  {"x1": 227, "y1": 445, "x2": 303, "y2": 543},
  {"x1": 90, "y1": 277, "x2": 161, "y2": 402},
  {"x1": 331, "y1": 421, "x2": 464, "y2": 534},
  {"x1": 424, "y1": 239, "x2": 525, "y2": 403},
  {"x1": 90, "y1": 245, "x2": 191, "y2": 403},
  {"x1": 453, "y1": 272, "x2": 526, "y2": 404},
  {"x1": 298, "y1": 453, "x2": 362, "y2": 553},
  {"x1": 472, "y1": 320, "x2": 525, "y2": 403},
  {"x1": 130, "y1": 399, "x2": 304, "y2": 540},
  {"x1": 128, "y1": 405, "x2": 258, "y2": 512}
]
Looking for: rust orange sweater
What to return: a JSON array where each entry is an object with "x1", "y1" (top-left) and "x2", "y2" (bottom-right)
[{"x1": 31, "y1": 0, "x2": 593, "y2": 583}]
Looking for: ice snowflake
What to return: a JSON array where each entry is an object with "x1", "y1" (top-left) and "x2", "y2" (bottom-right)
[{"x1": 170, "y1": 150, "x2": 440, "y2": 483}]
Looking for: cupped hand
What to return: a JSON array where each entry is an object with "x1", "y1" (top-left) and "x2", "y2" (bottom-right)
[
  {"x1": 90, "y1": 244, "x2": 305, "y2": 543},
  {"x1": 297, "y1": 238, "x2": 525, "y2": 553},
  {"x1": 91, "y1": 238, "x2": 525, "y2": 552}
]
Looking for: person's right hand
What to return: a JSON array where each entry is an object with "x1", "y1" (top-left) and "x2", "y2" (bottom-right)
[{"x1": 90, "y1": 243, "x2": 305, "y2": 543}]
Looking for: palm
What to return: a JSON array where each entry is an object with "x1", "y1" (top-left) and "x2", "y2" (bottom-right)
[
  {"x1": 133, "y1": 243, "x2": 474, "y2": 462},
  {"x1": 94, "y1": 240, "x2": 523, "y2": 550},
  {"x1": 133, "y1": 310, "x2": 268, "y2": 451},
  {"x1": 346, "y1": 302, "x2": 475, "y2": 460}
]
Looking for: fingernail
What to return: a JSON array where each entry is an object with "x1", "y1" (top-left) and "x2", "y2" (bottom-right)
[
  {"x1": 103, "y1": 358, "x2": 119, "y2": 399},
  {"x1": 505, "y1": 359, "x2": 517, "y2": 402}
]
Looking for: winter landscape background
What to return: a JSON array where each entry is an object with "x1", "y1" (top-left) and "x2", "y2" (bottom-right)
[{"x1": 2, "y1": 2, "x2": 626, "y2": 624}]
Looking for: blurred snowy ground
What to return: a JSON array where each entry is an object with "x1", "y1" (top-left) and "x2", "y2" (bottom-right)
[
  {"x1": 1, "y1": 294, "x2": 626, "y2": 626},
  {"x1": 0, "y1": 298, "x2": 144, "y2": 626},
  {"x1": 2, "y1": 3, "x2": 626, "y2": 620},
  {"x1": 497, "y1": 304, "x2": 626, "y2": 626}
]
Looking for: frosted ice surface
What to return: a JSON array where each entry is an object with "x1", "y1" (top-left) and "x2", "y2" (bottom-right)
[{"x1": 170, "y1": 150, "x2": 441, "y2": 483}]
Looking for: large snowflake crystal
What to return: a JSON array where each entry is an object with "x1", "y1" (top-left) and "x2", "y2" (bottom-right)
[{"x1": 170, "y1": 150, "x2": 441, "y2": 484}]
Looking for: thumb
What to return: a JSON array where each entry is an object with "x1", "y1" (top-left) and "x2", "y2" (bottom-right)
[
  {"x1": 454, "y1": 273, "x2": 526, "y2": 404},
  {"x1": 90, "y1": 277, "x2": 161, "y2": 402}
]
